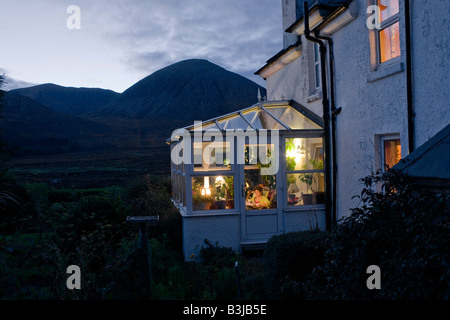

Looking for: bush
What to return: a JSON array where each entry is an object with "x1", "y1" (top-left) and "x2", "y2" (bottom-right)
[
  {"x1": 302, "y1": 170, "x2": 450, "y2": 300},
  {"x1": 263, "y1": 229, "x2": 327, "y2": 299}
]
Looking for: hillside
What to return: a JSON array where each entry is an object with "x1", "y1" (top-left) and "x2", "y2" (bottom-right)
[
  {"x1": 0, "y1": 92, "x2": 117, "y2": 155},
  {"x1": 10, "y1": 83, "x2": 119, "y2": 116}
]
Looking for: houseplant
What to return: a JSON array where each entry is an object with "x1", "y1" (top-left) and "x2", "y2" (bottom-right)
[
  {"x1": 309, "y1": 159, "x2": 325, "y2": 204},
  {"x1": 193, "y1": 193, "x2": 214, "y2": 211},
  {"x1": 299, "y1": 170, "x2": 314, "y2": 205},
  {"x1": 224, "y1": 176, "x2": 234, "y2": 209},
  {"x1": 214, "y1": 178, "x2": 227, "y2": 209}
]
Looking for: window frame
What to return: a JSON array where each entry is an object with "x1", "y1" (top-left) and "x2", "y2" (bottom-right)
[{"x1": 375, "y1": 0, "x2": 401, "y2": 68}]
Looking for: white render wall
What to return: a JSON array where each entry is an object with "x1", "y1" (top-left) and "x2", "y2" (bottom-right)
[
  {"x1": 181, "y1": 213, "x2": 240, "y2": 260},
  {"x1": 409, "y1": 0, "x2": 450, "y2": 147},
  {"x1": 331, "y1": 0, "x2": 409, "y2": 218},
  {"x1": 265, "y1": 0, "x2": 450, "y2": 221},
  {"x1": 266, "y1": 40, "x2": 323, "y2": 117}
]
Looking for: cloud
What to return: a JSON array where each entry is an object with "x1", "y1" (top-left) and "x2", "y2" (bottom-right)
[
  {"x1": 0, "y1": 68, "x2": 37, "y2": 91},
  {"x1": 82, "y1": 0, "x2": 282, "y2": 84},
  {"x1": 0, "y1": 0, "x2": 282, "y2": 91}
]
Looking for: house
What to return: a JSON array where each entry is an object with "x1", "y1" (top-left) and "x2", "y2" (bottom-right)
[{"x1": 169, "y1": 0, "x2": 450, "y2": 260}]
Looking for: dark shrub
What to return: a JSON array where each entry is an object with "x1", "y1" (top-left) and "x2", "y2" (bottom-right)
[
  {"x1": 263, "y1": 229, "x2": 327, "y2": 299},
  {"x1": 302, "y1": 170, "x2": 449, "y2": 300}
]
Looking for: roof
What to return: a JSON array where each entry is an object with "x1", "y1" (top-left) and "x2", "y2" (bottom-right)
[
  {"x1": 294, "y1": 0, "x2": 351, "y2": 22},
  {"x1": 255, "y1": 0, "x2": 352, "y2": 77},
  {"x1": 393, "y1": 123, "x2": 450, "y2": 191},
  {"x1": 168, "y1": 100, "x2": 323, "y2": 142}
]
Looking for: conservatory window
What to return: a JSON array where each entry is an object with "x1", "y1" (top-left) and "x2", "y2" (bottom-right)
[
  {"x1": 244, "y1": 143, "x2": 277, "y2": 210},
  {"x1": 285, "y1": 137, "x2": 325, "y2": 206},
  {"x1": 193, "y1": 141, "x2": 231, "y2": 172},
  {"x1": 192, "y1": 175, "x2": 234, "y2": 211}
]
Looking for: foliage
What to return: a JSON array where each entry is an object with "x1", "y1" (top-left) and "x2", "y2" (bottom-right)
[
  {"x1": 263, "y1": 229, "x2": 328, "y2": 299},
  {"x1": 301, "y1": 170, "x2": 450, "y2": 300}
]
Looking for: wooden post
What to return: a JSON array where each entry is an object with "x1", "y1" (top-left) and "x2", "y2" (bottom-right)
[{"x1": 126, "y1": 216, "x2": 159, "y2": 297}]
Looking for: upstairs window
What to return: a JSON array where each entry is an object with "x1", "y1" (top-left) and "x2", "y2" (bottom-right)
[
  {"x1": 313, "y1": 42, "x2": 321, "y2": 90},
  {"x1": 377, "y1": 0, "x2": 400, "y2": 65}
]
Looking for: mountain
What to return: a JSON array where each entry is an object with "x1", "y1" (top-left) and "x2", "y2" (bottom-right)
[
  {"x1": 0, "y1": 92, "x2": 117, "y2": 155},
  {"x1": 0, "y1": 59, "x2": 266, "y2": 156},
  {"x1": 10, "y1": 83, "x2": 118, "y2": 116},
  {"x1": 97, "y1": 59, "x2": 266, "y2": 123}
]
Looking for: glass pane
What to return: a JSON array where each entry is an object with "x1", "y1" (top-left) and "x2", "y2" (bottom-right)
[
  {"x1": 244, "y1": 143, "x2": 277, "y2": 210},
  {"x1": 193, "y1": 140, "x2": 231, "y2": 171},
  {"x1": 378, "y1": 0, "x2": 399, "y2": 23},
  {"x1": 188, "y1": 122, "x2": 220, "y2": 132},
  {"x1": 192, "y1": 175, "x2": 234, "y2": 211},
  {"x1": 315, "y1": 64, "x2": 321, "y2": 89},
  {"x1": 383, "y1": 139, "x2": 401, "y2": 170},
  {"x1": 218, "y1": 115, "x2": 250, "y2": 130},
  {"x1": 265, "y1": 106, "x2": 321, "y2": 130},
  {"x1": 242, "y1": 109, "x2": 284, "y2": 130},
  {"x1": 379, "y1": 22, "x2": 400, "y2": 63},
  {"x1": 314, "y1": 43, "x2": 319, "y2": 63},
  {"x1": 285, "y1": 137, "x2": 324, "y2": 171},
  {"x1": 287, "y1": 172, "x2": 325, "y2": 206}
]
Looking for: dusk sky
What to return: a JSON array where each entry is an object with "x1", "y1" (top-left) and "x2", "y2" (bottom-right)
[{"x1": 0, "y1": 0, "x2": 282, "y2": 92}]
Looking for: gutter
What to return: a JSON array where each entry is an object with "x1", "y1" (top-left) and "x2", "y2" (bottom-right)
[
  {"x1": 313, "y1": 30, "x2": 341, "y2": 228},
  {"x1": 405, "y1": 0, "x2": 415, "y2": 153},
  {"x1": 303, "y1": 1, "x2": 333, "y2": 230}
]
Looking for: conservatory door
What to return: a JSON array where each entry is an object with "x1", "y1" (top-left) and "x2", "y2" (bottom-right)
[{"x1": 239, "y1": 141, "x2": 282, "y2": 243}]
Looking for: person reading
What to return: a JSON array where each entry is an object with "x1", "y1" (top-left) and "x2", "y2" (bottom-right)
[{"x1": 246, "y1": 186, "x2": 270, "y2": 209}]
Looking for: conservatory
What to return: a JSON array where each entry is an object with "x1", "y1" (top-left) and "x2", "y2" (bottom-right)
[{"x1": 168, "y1": 100, "x2": 327, "y2": 260}]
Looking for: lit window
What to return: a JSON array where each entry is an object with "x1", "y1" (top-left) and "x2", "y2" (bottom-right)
[
  {"x1": 285, "y1": 137, "x2": 325, "y2": 206},
  {"x1": 381, "y1": 136, "x2": 401, "y2": 170},
  {"x1": 377, "y1": 0, "x2": 401, "y2": 64}
]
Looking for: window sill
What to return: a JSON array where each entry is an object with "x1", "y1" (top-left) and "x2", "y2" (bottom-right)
[
  {"x1": 367, "y1": 61, "x2": 404, "y2": 83},
  {"x1": 284, "y1": 204, "x2": 326, "y2": 212},
  {"x1": 307, "y1": 91, "x2": 322, "y2": 102},
  {"x1": 182, "y1": 210, "x2": 240, "y2": 218}
]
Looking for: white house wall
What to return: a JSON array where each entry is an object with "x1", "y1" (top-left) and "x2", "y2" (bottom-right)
[
  {"x1": 266, "y1": 44, "x2": 323, "y2": 117},
  {"x1": 332, "y1": 0, "x2": 409, "y2": 218},
  {"x1": 265, "y1": 0, "x2": 449, "y2": 222},
  {"x1": 409, "y1": 0, "x2": 450, "y2": 147}
]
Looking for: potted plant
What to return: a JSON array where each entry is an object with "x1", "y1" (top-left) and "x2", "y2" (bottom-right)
[
  {"x1": 299, "y1": 170, "x2": 314, "y2": 205},
  {"x1": 214, "y1": 179, "x2": 227, "y2": 209},
  {"x1": 224, "y1": 176, "x2": 234, "y2": 209},
  {"x1": 193, "y1": 193, "x2": 214, "y2": 211},
  {"x1": 309, "y1": 159, "x2": 325, "y2": 204}
]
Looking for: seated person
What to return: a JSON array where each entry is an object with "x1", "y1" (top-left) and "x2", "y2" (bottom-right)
[{"x1": 246, "y1": 186, "x2": 271, "y2": 209}]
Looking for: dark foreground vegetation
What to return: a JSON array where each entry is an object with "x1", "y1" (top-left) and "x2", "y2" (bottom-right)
[{"x1": 1, "y1": 159, "x2": 448, "y2": 300}]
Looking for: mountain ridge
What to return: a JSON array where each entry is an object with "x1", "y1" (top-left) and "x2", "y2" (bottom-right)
[{"x1": 1, "y1": 59, "x2": 266, "y2": 156}]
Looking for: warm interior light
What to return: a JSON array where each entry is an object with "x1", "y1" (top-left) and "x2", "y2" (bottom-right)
[
  {"x1": 201, "y1": 177, "x2": 211, "y2": 196},
  {"x1": 215, "y1": 176, "x2": 225, "y2": 185}
]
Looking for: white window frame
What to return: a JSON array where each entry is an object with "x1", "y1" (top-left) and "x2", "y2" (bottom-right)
[{"x1": 374, "y1": 0, "x2": 401, "y2": 68}]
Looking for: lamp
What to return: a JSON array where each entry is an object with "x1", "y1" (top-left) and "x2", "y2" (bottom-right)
[{"x1": 289, "y1": 182, "x2": 299, "y2": 194}]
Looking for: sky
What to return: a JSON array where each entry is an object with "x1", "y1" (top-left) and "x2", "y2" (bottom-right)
[{"x1": 0, "y1": 0, "x2": 283, "y2": 93}]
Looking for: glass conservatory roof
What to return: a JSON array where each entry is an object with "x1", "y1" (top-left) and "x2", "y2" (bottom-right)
[{"x1": 184, "y1": 101, "x2": 323, "y2": 132}]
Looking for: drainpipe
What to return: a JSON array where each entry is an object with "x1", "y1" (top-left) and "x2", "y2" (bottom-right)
[
  {"x1": 304, "y1": 1, "x2": 333, "y2": 230},
  {"x1": 314, "y1": 31, "x2": 341, "y2": 227},
  {"x1": 405, "y1": 0, "x2": 414, "y2": 153}
]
